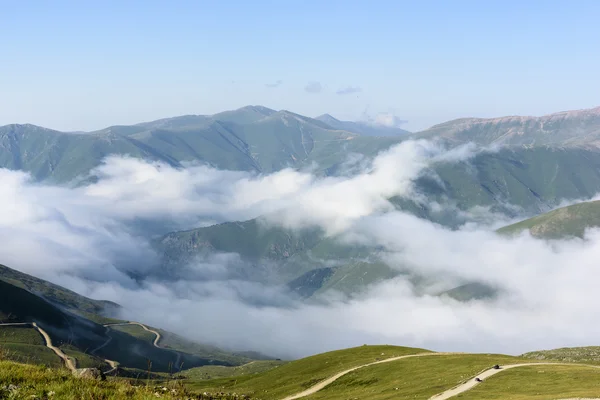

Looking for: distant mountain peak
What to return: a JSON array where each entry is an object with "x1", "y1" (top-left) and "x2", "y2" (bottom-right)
[
  {"x1": 316, "y1": 114, "x2": 340, "y2": 123},
  {"x1": 418, "y1": 105, "x2": 600, "y2": 148}
]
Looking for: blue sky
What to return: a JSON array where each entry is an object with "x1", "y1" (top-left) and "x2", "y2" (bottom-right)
[{"x1": 1, "y1": 0, "x2": 599, "y2": 131}]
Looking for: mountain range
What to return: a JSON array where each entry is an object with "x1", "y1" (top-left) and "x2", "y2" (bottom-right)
[
  {"x1": 4, "y1": 105, "x2": 600, "y2": 184},
  {"x1": 3, "y1": 104, "x2": 600, "y2": 369}
]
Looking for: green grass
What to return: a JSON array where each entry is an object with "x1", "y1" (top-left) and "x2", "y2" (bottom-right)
[
  {"x1": 183, "y1": 360, "x2": 287, "y2": 380},
  {"x1": 498, "y1": 200, "x2": 600, "y2": 239},
  {"x1": 156, "y1": 330, "x2": 251, "y2": 366},
  {"x1": 457, "y1": 364, "x2": 600, "y2": 399},
  {"x1": 60, "y1": 344, "x2": 108, "y2": 369},
  {"x1": 522, "y1": 346, "x2": 600, "y2": 365},
  {"x1": 111, "y1": 324, "x2": 157, "y2": 343},
  {"x1": 0, "y1": 326, "x2": 44, "y2": 345},
  {"x1": 304, "y1": 354, "x2": 526, "y2": 400},
  {"x1": 0, "y1": 359, "x2": 245, "y2": 399},
  {"x1": 74, "y1": 310, "x2": 126, "y2": 325},
  {"x1": 186, "y1": 345, "x2": 429, "y2": 399},
  {"x1": 0, "y1": 343, "x2": 63, "y2": 368}
]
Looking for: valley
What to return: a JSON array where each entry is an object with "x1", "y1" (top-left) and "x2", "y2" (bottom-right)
[{"x1": 2, "y1": 105, "x2": 600, "y2": 399}]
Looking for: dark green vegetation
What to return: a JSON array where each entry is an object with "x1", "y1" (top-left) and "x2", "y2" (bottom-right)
[
  {"x1": 0, "y1": 264, "x2": 265, "y2": 374},
  {"x1": 0, "y1": 264, "x2": 118, "y2": 317},
  {"x1": 110, "y1": 324, "x2": 251, "y2": 367},
  {"x1": 498, "y1": 200, "x2": 600, "y2": 239}
]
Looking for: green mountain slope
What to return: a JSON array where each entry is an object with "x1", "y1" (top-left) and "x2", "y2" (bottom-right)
[
  {"x1": 0, "y1": 264, "x2": 118, "y2": 318},
  {"x1": 415, "y1": 106, "x2": 600, "y2": 147},
  {"x1": 156, "y1": 145, "x2": 600, "y2": 297},
  {"x1": 411, "y1": 146, "x2": 600, "y2": 216},
  {"x1": 497, "y1": 200, "x2": 600, "y2": 239},
  {"x1": 0, "y1": 264, "x2": 258, "y2": 372},
  {"x1": 0, "y1": 107, "x2": 403, "y2": 183}
]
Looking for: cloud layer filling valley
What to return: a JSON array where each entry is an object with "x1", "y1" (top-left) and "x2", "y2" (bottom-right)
[{"x1": 0, "y1": 139, "x2": 598, "y2": 359}]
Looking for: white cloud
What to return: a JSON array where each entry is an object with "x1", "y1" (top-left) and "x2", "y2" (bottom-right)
[
  {"x1": 363, "y1": 112, "x2": 408, "y2": 128},
  {"x1": 1, "y1": 139, "x2": 599, "y2": 360}
]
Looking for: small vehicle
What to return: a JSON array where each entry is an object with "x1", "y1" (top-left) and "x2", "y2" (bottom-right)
[
  {"x1": 475, "y1": 378, "x2": 483, "y2": 382},
  {"x1": 493, "y1": 364, "x2": 501, "y2": 369}
]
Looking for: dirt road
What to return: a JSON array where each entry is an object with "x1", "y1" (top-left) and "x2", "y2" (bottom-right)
[
  {"x1": 0, "y1": 322, "x2": 76, "y2": 371},
  {"x1": 429, "y1": 363, "x2": 600, "y2": 400},
  {"x1": 103, "y1": 321, "x2": 182, "y2": 370},
  {"x1": 281, "y1": 352, "x2": 461, "y2": 400}
]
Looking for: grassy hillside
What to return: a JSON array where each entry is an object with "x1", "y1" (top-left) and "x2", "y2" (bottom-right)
[
  {"x1": 0, "y1": 264, "x2": 258, "y2": 373},
  {"x1": 183, "y1": 360, "x2": 287, "y2": 381},
  {"x1": 109, "y1": 324, "x2": 251, "y2": 367},
  {"x1": 2, "y1": 343, "x2": 600, "y2": 399},
  {"x1": 302, "y1": 354, "x2": 524, "y2": 400},
  {"x1": 186, "y1": 345, "x2": 429, "y2": 398},
  {"x1": 158, "y1": 219, "x2": 322, "y2": 271},
  {"x1": 182, "y1": 346, "x2": 600, "y2": 400},
  {"x1": 0, "y1": 359, "x2": 240, "y2": 399},
  {"x1": 522, "y1": 346, "x2": 600, "y2": 365},
  {"x1": 0, "y1": 343, "x2": 64, "y2": 368},
  {"x1": 0, "y1": 264, "x2": 118, "y2": 317},
  {"x1": 497, "y1": 200, "x2": 600, "y2": 239},
  {"x1": 457, "y1": 364, "x2": 600, "y2": 399},
  {"x1": 412, "y1": 146, "x2": 600, "y2": 216}
]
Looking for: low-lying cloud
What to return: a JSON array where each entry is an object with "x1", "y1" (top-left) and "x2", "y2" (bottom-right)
[
  {"x1": 336, "y1": 86, "x2": 362, "y2": 95},
  {"x1": 305, "y1": 81, "x2": 323, "y2": 94},
  {"x1": 265, "y1": 80, "x2": 283, "y2": 88},
  {"x1": 1, "y1": 139, "x2": 599, "y2": 360},
  {"x1": 363, "y1": 111, "x2": 408, "y2": 128}
]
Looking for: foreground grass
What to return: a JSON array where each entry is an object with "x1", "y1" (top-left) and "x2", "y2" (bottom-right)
[
  {"x1": 187, "y1": 345, "x2": 429, "y2": 399},
  {"x1": 0, "y1": 327, "x2": 44, "y2": 345},
  {"x1": 0, "y1": 343, "x2": 62, "y2": 368},
  {"x1": 458, "y1": 364, "x2": 600, "y2": 399},
  {"x1": 183, "y1": 360, "x2": 287, "y2": 380},
  {"x1": 60, "y1": 344, "x2": 108, "y2": 369},
  {"x1": 0, "y1": 360, "x2": 250, "y2": 399},
  {"x1": 304, "y1": 354, "x2": 526, "y2": 400}
]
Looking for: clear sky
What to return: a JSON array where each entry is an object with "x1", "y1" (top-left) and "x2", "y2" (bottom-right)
[{"x1": 1, "y1": 0, "x2": 599, "y2": 131}]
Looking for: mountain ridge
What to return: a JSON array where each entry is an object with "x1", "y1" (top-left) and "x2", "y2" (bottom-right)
[{"x1": 415, "y1": 105, "x2": 600, "y2": 147}]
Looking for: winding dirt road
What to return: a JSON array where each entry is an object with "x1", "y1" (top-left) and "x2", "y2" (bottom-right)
[
  {"x1": 279, "y1": 353, "x2": 600, "y2": 400},
  {"x1": 281, "y1": 352, "x2": 461, "y2": 400},
  {"x1": 429, "y1": 363, "x2": 600, "y2": 400},
  {"x1": 103, "y1": 322, "x2": 182, "y2": 371},
  {"x1": 0, "y1": 322, "x2": 76, "y2": 371}
]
